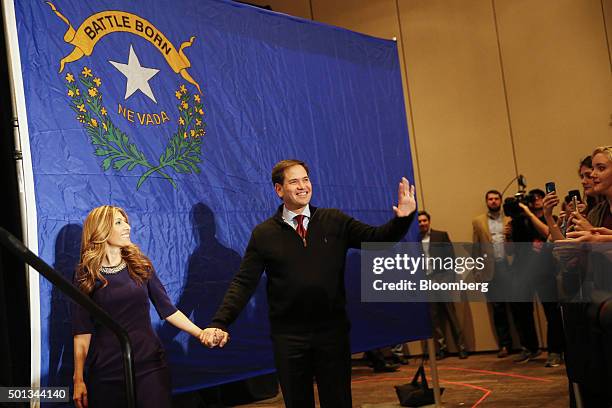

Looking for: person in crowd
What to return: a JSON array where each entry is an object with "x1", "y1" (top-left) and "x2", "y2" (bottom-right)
[
  {"x1": 200, "y1": 159, "x2": 416, "y2": 408},
  {"x1": 576, "y1": 146, "x2": 612, "y2": 230},
  {"x1": 578, "y1": 155, "x2": 604, "y2": 212},
  {"x1": 505, "y1": 189, "x2": 567, "y2": 365},
  {"x1": 543, "y1": 155, "x2": 602, "y2": 241},
  {"x1": 472, "y1": 190, "x2": 514, "y2": 357},
  {"x1": 72, "y1": 205, "x2": 205, "y2": 408},
  {"x1": 418, "y1": 211, "x2": 468, "y2": 359},
  {"x1": 513, "y1": 189, "x2": 565, "y2": 367},
  {"x1": 553, "y1": 146, "x2": 612, "y2": 407}
]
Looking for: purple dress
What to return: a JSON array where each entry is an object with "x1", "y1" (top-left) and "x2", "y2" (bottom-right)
[{"x1": 72, "y1": 266, "x2": 178, "y2": 408}]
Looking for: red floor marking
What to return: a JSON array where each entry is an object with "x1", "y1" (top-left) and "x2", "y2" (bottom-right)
[
  {"x1": 435, "y1": 366, "x2": 554, "y2": 382},
  {"x1": 351, "y1": 375, "x2": 493, "y2": 407},
  {"x1": 439, "y1": 379, "x2": 492, "y2": 407},
  {"x1": 351, "y1": 364, "x2": 555, "y2": 407}
]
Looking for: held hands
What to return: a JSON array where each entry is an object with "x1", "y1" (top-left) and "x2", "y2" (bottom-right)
[
  {"x1": 73, "y1": 381, "x2": 88, "y2": 408},
  {"x1": 199, "y1": 327, "x2": 230, "y2": 348},
  {"x1": 393, "y1": 177, "x2": 416, "y2": 217},
  {"x1": 564, "y1": 227, "x2": 612, "y2": 242},
  {"x1": 567, "y1": 211, "x2": 594, "y2": 232},
  {"x1": 557, "y1": 211, "x2": 567, "y2": 227},
  {"x1": 542, "y1": 192, "x2": 559, "y2": 218}
]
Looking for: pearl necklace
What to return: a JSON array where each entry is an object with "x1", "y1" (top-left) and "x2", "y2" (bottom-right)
[{"x1": 100, "y1": 260, "x2": 126, "y2": 275}]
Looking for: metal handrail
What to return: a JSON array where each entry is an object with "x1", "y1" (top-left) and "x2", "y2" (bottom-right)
[{"x1": 0, "y1": 226, "x2": 136, "y2": 408}]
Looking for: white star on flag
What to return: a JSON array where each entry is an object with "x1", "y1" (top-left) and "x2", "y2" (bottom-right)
[{"x1": 109, "y1": 45, "x2": 160, "y2": 103}]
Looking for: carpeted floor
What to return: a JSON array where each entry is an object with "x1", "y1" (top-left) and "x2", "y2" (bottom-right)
[{"x1": 237, "y1": 352, "x2": 569, "y2": 407}]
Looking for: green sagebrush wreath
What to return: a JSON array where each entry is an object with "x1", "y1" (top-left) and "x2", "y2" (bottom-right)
[{"x1": 64, "y1": 66, "x2": 205, "y2": 189}]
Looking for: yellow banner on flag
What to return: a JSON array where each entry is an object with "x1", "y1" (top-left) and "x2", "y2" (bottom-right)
[{"x1": 47, "y1": 2, "x2": 201, "y2": 93}]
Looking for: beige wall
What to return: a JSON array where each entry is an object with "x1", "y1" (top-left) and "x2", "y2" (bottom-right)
[
  {"x1": 606, "y1": 0, "x2": 612, "y2": 68},
  {"x1": 252, "y1": 0, "x2": 312, "y2": 19},
  {"x1": 494, "y1": 0, "x2": 612, "y2": 199},
  {"x1": 250, "y1": 0, "x2": 611, "y2": 238},
  {"x1": 247, "y1": 0, "x2": 612, "y2": 352}
]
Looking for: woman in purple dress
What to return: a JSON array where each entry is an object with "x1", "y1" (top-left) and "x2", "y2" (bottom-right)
[{"x1": 72, "y1": 205, "x2": 205, "y2": 408}]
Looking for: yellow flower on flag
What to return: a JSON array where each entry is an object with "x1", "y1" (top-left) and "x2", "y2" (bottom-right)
[{"x1": 61, "y1": 63, "x2": 206, "y2": 189}]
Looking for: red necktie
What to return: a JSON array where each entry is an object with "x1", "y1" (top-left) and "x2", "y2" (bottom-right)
[{"x1": 294, "y1": 214, "x2": 307, "y2": 247}]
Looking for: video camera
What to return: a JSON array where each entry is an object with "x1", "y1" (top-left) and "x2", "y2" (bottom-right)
[
  {"x1": 503, "y1": 192, "x2": 537, "y2": 219},
  {"x1": 502, "y1": 175, "x2": 535, "y2": 219}
]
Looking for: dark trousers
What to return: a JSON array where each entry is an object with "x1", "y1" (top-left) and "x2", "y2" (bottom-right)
[
  {"x1": 532, "y1": 248, "x2": 565, "y2": 354},
  {"x1": 490, "y1": 302, "x2": 513, "y2": 349},
  {"x1": 562, "y1": 303, "x2": 612, "y2": 407},
  {"x1": 510, "y1": 301, "x2": 539, "y2": 352},
  {"x1": 271, "y1": 327, "x2": 352, "y2": 408},
  {"x1": 430, "y1": 302, "x2": 465, "y2": 351},
  {"x1": 507, "y1": 253, "x2": 540, "y2": 352},
  {"x1": 487, "y1": 260, "x2": 513, "y2": 349},
  {"x1": 541, "y1": 302, "x2": 565, "y2": 353}
]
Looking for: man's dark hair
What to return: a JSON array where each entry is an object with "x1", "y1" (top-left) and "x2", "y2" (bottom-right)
[
  {"x1": 271, "y1": 159, "x2": 309, "y2": 185},
  {"x1": 529, "y1": 188, "x2": 545, "y2": 198},
  {"x1": 485, "y1": 190, "x2": 502, "y2": 201},
  {"x1": 417, "y1": 210, "x2": 430, "y2": 220}
]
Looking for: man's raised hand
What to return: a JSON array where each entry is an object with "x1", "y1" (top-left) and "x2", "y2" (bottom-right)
[{"x1": 393, "y1": 177, "x2": 416, "y2": 217}]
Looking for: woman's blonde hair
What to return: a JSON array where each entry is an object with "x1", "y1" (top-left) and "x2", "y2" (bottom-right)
[
  {"x1": 592, "y1": 146, "x2": 612, "y2": 162},
  {"x1": 77, "y1": 205, "x2": 152, "y2": 294}
]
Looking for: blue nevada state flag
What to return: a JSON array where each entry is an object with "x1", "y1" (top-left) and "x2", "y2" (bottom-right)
[{"x1": 10, "y1": 0, "x2": 430, "y2": 394}]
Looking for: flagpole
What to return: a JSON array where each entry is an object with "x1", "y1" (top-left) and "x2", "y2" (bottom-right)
[{"x1": 1, "y1": 1, "x2": 42, "y2": 405}]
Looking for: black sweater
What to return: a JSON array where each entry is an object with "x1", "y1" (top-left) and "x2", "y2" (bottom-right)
[{"x1": 211, "y1": 205, "x2": 414, "y2": 333}]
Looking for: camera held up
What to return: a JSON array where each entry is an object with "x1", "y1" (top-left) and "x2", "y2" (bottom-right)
[{"x1": 502, "y1": 175, "x2": 536, "y2": 219}]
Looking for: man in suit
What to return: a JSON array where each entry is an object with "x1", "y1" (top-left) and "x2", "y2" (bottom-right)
[
  {"x1": 472, "y1": 190, "x2": 514, "y2": 357},
  {"x1": 419, "y1": 211, "x2": 468, "y2": 359},
  {"x1": 201, "y1": 159, "x2": 416, "y2": 408}
]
